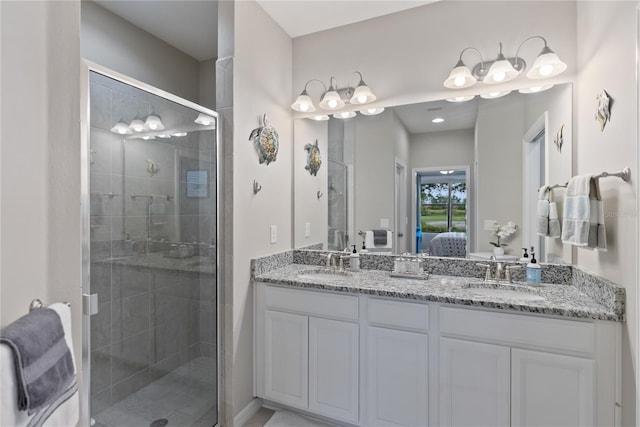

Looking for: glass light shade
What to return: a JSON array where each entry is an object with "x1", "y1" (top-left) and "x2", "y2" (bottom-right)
[
  {"x1": 350, "y1": 84, "x2": 376, "y2": 104},
  {"x1": 142, "y1": 135, "x2": 156, "y2": 140},
  {"x1": 145, "y1": 115, "x2": 165, "y2": 131},
  {"x1": 483, "y1": 59, "x2": 519, "y2": 84},
  {"x1": 110, "y1": 122, "x2": 133, "y2": 135},
  {"x1": 194, "y1": 113, "x2": 216, "y2": 126},
  {"x1": 446, "y1": 95, "x2": 475, "y2": 103},
  {"x1": 443, "y1": 63, "x2": 477, "y2": 89},
  {"x1": 527, "y1": 52, "x2": 567, "y2": 79},
  {"x1": 518, "y1": 85, "x2": 553, "y2": 94},
  {"x1": 319, "y1": 90, "x2": 345, "y2": 110},
  {"x1": 360, "y1": 107, "x2": 385, "y2": 116},
  {"x1": 480, "y1": 90, "x2": 511, "y2": 99},
  {"x1": 291, "y1": 92, "x2": 316, "y2": 113},
  {"x1": 333, "y1": 111, "x2": 356, "y2": 119},
  {"x1": 309, "y1": 115, "x2": 330, "y2": 121},
  {"x1": 129, "y1": 119, "x2": 146, "y2": 132},
  {"x1": 172, "y1": 132, "x2": 188, "y2": 137}
]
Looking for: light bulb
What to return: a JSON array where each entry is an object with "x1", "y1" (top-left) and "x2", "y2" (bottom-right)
[
  {"x1": 493, "y1": 72, "x2": 506, "y2": 82},
  {"x1": 299, "y1": 103, "x2": 309, "y2": 112},
  {"x1": 357, "y1": 95, "x2": 368, "y2": 103},
  {"x1": 539, "y1": 64, "x2": 554, "y2": 76},
  {"x1": 130, "y1": 119, "x2": 145, "y2": 132},
  {"x1": 328, "y1": 99, "x2": 338, "y2": 109},
  {"x1": 454, "y1": 76, "x2": 466, "y2": 87},
  {"x1": 432, "y1": 117, "x2": 445, "y2": 123}
]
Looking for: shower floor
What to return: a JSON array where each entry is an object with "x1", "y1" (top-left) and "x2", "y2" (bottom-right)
[{"x1": 94, "y1": 357, "x2": 217, "y2": 427}]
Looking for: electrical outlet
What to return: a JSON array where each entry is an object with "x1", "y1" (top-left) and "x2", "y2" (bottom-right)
[
  {"x1": 484, "y1": 220, "x2": 497, "y2": 231},
  {"x1": 270, "y1": 225, "x2": 277, "y2": 244},
  {"x1": 380, "y1": 218, "x2": 389, "y2": 229},
  {"x1": 305, "y1": 222, "x2": 311, "y2": 237}
]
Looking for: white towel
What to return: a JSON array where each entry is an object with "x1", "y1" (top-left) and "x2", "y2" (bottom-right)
[
  {"x1": 1, "y1": 303, "x2": 79, "y2": 427},
  {"x1": 548, "y1": 201, "x2": 562, "y2": 238},
  {"x1": 561, "y1": 174, "x2": 606, "y2": 250},
  {"x1": 536, "y1": 185, "x2": 550, "y2": 236}
]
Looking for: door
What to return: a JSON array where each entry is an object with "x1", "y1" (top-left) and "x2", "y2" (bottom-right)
[
  {"x1": 367, "y1": 326, "x2": 428, "y2": 426},
  {"x1": 264, "y1": 310, "x2": 309, "y2": 409},
  {"x1": 439, "y1": 338, "x2": 510, "y2": 427},
  {"x1": 511, "y1": 348, "x2": 595, "y2": 427},
  {"x1": 309, "y1": 317, "x2": 359, "y2": 423}
]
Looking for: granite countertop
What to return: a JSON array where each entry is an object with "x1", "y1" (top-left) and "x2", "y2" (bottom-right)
[
  {"x1": 255, "y1": 264, "x2": 621, "y2": 322},
  {"x1": 98, "y1": 252, "x2": 216, "y2": 274}
]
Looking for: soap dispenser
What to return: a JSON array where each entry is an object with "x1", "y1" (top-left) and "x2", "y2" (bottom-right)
[
  {"x1": 526, "y1": 251, "x2": 542, "y2": 285},
  {"x1": 350, "y1": 245, "x2": 360, "y2": 271},
  {"x1": 519, "y1": 247, "x2": 529, "y2": 262},
  {"x1": 361, "y1": 240, "x2": 368, "y2": 253}
]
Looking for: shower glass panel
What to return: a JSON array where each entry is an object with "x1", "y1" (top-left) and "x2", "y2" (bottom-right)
[{"x1": 87, "y1": 70, "x2": 218, "y2": 427}]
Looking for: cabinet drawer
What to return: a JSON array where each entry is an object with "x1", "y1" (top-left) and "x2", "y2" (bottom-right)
[
  {"x1": 439, "y1": 307, "x2": 595, "y2": 354},
  {"x1": 368, "y1": 298, "x2": 429, "y2": 332},
  {"x1": 265, "y1": 285, "x2": 358, "y2": 321}
]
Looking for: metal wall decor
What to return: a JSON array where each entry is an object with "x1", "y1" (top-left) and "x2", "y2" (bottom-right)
[
  {"x1": 304, "y1": 139, "x2": 322, "y2": 176},
  {"x1": 554, "y1": 123, "x2": 564, "y2": 152},
  {"x1": 249, "y1": 114, "x2": 279, "y2": 165},
  {"x1": 595, "y1": 90, "x2": 611, "y2": 132}
]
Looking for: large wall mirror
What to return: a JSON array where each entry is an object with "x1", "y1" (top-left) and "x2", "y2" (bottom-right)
[{"x1": 293, "y1": 84, "x2": 572, "y2": 264}]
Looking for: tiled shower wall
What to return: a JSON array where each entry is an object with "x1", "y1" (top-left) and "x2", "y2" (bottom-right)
[{"x1": 88, "y1": 73, "x2": 217, "y2": 414}]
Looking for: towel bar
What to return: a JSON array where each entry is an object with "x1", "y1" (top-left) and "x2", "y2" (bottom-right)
[
  {"x1": 546, "y1": 167, "x2": 632, "y2": 190},
  {"x1": 29, "y1": 299, "x2": 71, "y2": 312}
]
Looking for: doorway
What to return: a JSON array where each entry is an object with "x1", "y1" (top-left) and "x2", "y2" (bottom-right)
[
  {"x1": 395, "y1": 161, "x2": 407, "y2": 254},
  {"x1": 82, "y1": 65, "x2": 220, "y2": 427}
]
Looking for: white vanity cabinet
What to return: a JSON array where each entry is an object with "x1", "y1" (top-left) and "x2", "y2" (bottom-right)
[{"x1": 255, "y1": 283, "x2": 620, "y2": 427}]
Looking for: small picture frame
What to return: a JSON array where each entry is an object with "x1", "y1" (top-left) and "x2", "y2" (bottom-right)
[{"x1": 186, "y1": 170, "x2": 208, "y2": 198}]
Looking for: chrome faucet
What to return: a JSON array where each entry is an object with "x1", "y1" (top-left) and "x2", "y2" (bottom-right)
[{"x1": 476, "y1": 262, "x2": 521, "y2": 284}]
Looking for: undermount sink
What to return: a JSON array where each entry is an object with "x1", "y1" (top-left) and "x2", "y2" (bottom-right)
[
  {"x1": 296, "y1": 269, "x2": 353, "y2": 282},
  {"x1": 463, "y1": 282, "x2": 546, "y2": 302}
]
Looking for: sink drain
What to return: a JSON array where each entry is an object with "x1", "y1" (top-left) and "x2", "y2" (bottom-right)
[{"x1": 150, "y1": 419, "x2": 168, "y2": 427}]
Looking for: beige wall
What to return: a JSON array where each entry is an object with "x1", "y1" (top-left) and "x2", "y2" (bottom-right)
[
  {"x1": 232, "y1": 0, "x2": 293, "y2": 417},
  {"x1": 576, "y1": 2, "x2": 639, "y2": 425}
]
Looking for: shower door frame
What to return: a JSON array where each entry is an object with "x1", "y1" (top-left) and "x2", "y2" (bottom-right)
[{"x1": 80, "y1": 60, "x2": 222, "y2": 427}]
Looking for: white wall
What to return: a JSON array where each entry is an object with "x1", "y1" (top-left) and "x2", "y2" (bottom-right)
[
  {"x1": 410, "y1": 129, "x2": 474, "y2": 170},
  {"x1": 0, "y1": 0, "x2": 83, "y2": 403},
  {"x1": 81, "y1": 1, "x2": 201, "y2": 103},
  {"x1": 232, "y1": 0, "x2": 293, "y2": 417},
  {"x1": 576, "y1": 2, "x2": 639, "y2": 425},
  {"x1": 294, "y1": 119, "x2": 328, "y2": 249}
]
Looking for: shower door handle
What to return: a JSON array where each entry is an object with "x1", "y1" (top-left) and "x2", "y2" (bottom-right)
[{"x1": 83, "y1": 293, "x2": 99, "y2": 316}]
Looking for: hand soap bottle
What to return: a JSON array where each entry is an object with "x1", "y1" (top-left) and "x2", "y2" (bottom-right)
[
  {"x1": 350, "y1": 245, "x2": 360, "y2": 271},
  {"x1": 526, "y1": 252, "x2": 542, "y2": 285},
  {"x1": 519, "y1": 247, "x2": 529, "y2": 262}
]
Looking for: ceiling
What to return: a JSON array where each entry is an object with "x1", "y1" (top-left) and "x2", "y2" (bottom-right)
[
  {"x1": 94, "y1": 0, "x2": 218, "y2": 61},
  {"x1": 393, "y1": 98, "x2": 479, "y2": 134},
  {"x1": 256, "y1": 0, "x2": 437, "y2": 38}
]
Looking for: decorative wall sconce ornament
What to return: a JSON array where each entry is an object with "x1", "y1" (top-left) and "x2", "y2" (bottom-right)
[
  {"x1": 554, "y1": 124, "x2": 564, "y2": 153},
  {"x1": 595, "y1": 90, "x2": 611, "y2": 132},
  {"x1": 249, "y1": 114, "x2": 279, "y2": 165},
  {"x1": 317, "y1": 189, "x2": 323, "y2": 199},
  {"x1": 253, "y1": 180, "x2": 262, "y2": 195},
  {"x1": 304, "y1": 139, "x2": 322, "y2": 176},
  {"x1": 145, "y1": 159, "x2": 159, "y2": 177},
  {"x1": 443, "y1": 36, "x2": 567, "y2": 96},
  {"x1": 291, "y1": 72, "x2": 377, "y2": 119}
]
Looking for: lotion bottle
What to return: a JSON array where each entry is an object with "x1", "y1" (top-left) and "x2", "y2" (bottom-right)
[
  {"x1": 350, "y1": 245, "x2": 360, "y2": 271},
  {"x1": 526, "y1": 252, "x2": 542, "y2": 285}
]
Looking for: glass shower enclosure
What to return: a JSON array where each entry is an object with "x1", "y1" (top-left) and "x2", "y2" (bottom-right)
[{"x1": 82, "y1": 66, "x2": 219, "y2": 427}]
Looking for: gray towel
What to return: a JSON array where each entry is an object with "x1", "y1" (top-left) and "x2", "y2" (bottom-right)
[
  {"x1": 373, "y1": 229, "x2": 387, "y2": 246},
  {"x1": 0, "y1": 308, "x2": 74, "y2": 415}
]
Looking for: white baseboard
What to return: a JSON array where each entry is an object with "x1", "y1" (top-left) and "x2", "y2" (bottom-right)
[{"x1": 234, "y1": 397, "x2": 263, "y2": 427}]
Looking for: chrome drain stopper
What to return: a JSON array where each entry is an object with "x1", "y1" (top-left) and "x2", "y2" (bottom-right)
[{"x1": 150, "y1": 419, "x2": 168, "y2": 427}]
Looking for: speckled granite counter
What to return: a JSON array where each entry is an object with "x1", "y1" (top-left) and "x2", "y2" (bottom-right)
[{"x1": 255, "y1": 263, "x2": 623, "y2": 322}]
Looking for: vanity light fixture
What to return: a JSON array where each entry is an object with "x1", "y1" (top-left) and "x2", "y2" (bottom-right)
[
  {"x1": 194, "y1": 113, "x2": 215, "y2": 126},
  {"x1": 145, "y1": 114, "x2": 165, "y2": 131},
  {"x1": 333, "y1": 111, "x2": 357, "y2": 119},
  {"x1": 446, "y1": 95, "x2": 475, "y2": 103},
  {"x1": 518, "y1": 84, "x2": 553, "y2": 94},
  {"x1": 443, "y1": 36, "x2": 567, "y2": 89},
  {"x1": 480, "y1": 90, "x2": 511, "y2": 99},
  {"x1": 360, "y1": 107, "x2": 385, "y2": 116},
  {"x1": 129, "y1": 119, "x2": 146, "y2": 133},
  {"x1": 292, "y1": 72, "x2": 376, "y2": 114},
  {"x1": 110, "y1": 122, "x2": 133, "y2": 135},
  {"x1": 432, "y1": 117, "x2": 445, "y2": 123}
]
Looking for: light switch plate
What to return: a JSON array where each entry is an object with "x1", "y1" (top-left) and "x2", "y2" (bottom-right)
[
  {"x1": 380, "y1": 218, "x2": 389, "y2": 229},
  {"x1": 484, "y1": 220, "x2": 497, "y2": 231},
  {"x1": 270, "y1": 225, "x2": 277, "y2": 243},
  {"x1": 305, "y1": 222, "x2": 311, "y2": 237}
]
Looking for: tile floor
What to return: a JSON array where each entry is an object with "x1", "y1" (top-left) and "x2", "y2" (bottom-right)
[{"x1": 93, "y1": 357, "x2": 217, "y2": 427}]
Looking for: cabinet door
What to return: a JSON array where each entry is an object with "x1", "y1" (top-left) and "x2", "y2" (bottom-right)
[
  {"x1": 264, "y1": 310, "x2": 308, "y2": 409},
  {"x1": 439, "y1": 338, "x2": 510, "y2": 427},
  {"x1": 367, "y1": 326, "x2": 428, "y2": 427},
  {"x1": 309, "y1": 317, "x2": 359, "y2": 423},
  {"x1": 511, "y1": 348, "x2": 595, "y2": 427}
]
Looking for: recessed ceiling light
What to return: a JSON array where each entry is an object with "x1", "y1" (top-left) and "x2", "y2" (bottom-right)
[
  {"x1": 432, "y1": 117, "x2": 445, "y2": 123},
  {"x1": 172, "y1": 132, "x2": 188, "y2": 137}
]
